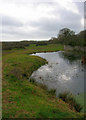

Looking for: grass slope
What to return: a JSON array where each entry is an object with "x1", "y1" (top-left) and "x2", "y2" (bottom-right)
[{"x1": 2, "y1": 44, "x2": 84, "y2": 118}]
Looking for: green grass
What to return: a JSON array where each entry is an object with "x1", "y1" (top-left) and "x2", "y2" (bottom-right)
[
  {"x1": 3, "y1": 44, "x2": 64, "y2": 55},
  {"x1": 2, "y1": 44, "x2": 84, "y2": 118}
]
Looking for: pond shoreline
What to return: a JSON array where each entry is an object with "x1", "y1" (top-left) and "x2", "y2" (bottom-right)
[
  {"x1": 64, "y1": 45, "x2": 86, "y2": 52},
  {"x1": 30, "y1": 51, "x2": 84, "y2": 112},
  {"x1": 30, "y1": 51, "x2": 84, "y2": 93},
  {"x1": 2, "y1": 45, "x2": 84, "y2": 118}
]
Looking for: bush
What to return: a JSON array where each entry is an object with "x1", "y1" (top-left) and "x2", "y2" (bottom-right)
[
  {"x1": 2, "y1": 42, "x2": 29, "y2": 50},
  {"x1": 36, "y1": 42, "x2": 47, "y2": 46},
  {"x1": 58, "y1": 92, "x2": 83, "y2": 112},
  {"x1": 58, "y1": 92, "x2": 69, "y2": 102}
]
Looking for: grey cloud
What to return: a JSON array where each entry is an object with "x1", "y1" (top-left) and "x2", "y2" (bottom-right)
[
  {"x1": 0, "y1": 1, "x2": 84, "y2": 40},
  {"x1": 1, "y1": 24, "x2": 55, "y2": 40},
  {"x1": 2, "y1": 27, "x2": 27, "y2": 36},
  {"x1": 0, "y1": 15, "x2": 23, "y2": 27},
  {"x1": 30, "y1": 8, "x2": 83, "y2": 34},
  {"x1": 84, "y1": 2, "x2": 86, "y2": 18},
  {"x1": 2, "y1": 7, "x2": 83, "y2": 40},
  {"x1": 84, "y1": 2, "x2": 86, "y2": 29},
  {"x1": 2, "y1": 0, "x2": 56, "y2": 4}
]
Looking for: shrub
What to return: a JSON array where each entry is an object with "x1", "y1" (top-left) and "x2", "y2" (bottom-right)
[
  {"x1": 58, "y1": 92, "x2": 69, "y2": 102},
  {"x1": 49, "y1": 89, "x2": 56, "y2": 95},
  {"x1": 73, "y1": 102, "x2": 83, "y2": 112}
]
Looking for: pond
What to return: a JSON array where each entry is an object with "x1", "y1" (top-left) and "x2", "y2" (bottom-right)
[
  {"x1": 30, "y1": 51, "x2": 84, "y2": 95},
  {"x1": 30, "y1": 51, "x2": 85, "y2": 111}
]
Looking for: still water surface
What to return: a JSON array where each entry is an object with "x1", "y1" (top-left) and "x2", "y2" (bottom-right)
[{"x1": 30, "y1": 51, "x2": 84, "y2": 96}]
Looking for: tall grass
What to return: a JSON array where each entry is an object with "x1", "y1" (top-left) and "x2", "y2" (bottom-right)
[{"x1": 58, "y1": 92, "x2": 83, "y2": 112}]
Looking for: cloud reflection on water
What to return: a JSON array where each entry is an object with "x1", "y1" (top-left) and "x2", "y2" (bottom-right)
[{"x1": 30, "y1": 51, "x2": 84, "y2": 95}]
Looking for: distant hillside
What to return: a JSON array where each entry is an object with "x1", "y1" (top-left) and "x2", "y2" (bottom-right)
[{"x1": 2, "y1": 41, "x2": 48, "y2": 50}]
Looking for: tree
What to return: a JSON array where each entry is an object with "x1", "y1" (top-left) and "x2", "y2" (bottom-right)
[
  {"x1": 57, "y1": 28, "x2": 75, "y2": 45},
  {"x1": 58, "y1": 28, "x2": 75, "y2": 39}
]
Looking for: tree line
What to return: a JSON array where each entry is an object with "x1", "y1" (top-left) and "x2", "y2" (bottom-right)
[{"x1": 49, "y1": 28, "x2": 86, "y2": 47}]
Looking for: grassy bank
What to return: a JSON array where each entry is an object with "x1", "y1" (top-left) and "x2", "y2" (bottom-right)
[
  {"x1": 3, "y1": 44, "x2": 64, "y2": 55},
  {"x1": 2, "y1": 44, "x2": 84, "y2": 118}
]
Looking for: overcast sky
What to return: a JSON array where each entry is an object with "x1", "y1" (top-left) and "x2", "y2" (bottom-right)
[{"x1": 0, "y1": 0, "x2": 85, "y2": 41}]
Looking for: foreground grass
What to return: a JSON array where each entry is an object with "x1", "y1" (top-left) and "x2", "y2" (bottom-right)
[{"x1": 2, "y1": 44, "x2": 84, "y2": 118}]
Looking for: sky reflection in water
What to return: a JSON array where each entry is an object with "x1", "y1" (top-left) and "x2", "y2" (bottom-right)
[{"x1": 31, "y1": 51, "x2": 84, "y2": 95}]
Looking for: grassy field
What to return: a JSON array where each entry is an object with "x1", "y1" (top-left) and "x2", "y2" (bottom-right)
[
  {"x1": 2, "y1": 44, "x2": 84, "y2": 118},
  {"x1": 3, "y1": 44, "x2": 64, "y2": 55}
]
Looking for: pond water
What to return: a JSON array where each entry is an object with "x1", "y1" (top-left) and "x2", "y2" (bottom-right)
[{"x1": 30, "y1": 51, "x2": 84, "y2": 97}]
